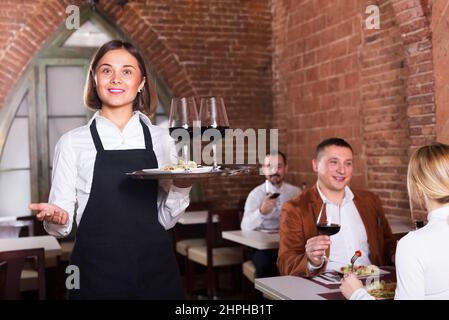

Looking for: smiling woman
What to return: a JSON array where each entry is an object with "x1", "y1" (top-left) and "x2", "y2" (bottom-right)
[
  {"x1": 29, "y1": 40, "x2": 192, "y2": 300},
  {"x1": 84, "y1": 40, "x2": 157, "y2": 117}
]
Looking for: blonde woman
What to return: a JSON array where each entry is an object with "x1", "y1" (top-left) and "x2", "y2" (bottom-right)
[{"x1": 340, "y1": 143, "x2": 449, "y2": 300}]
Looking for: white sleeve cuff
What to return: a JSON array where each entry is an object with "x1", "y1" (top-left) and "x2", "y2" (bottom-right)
[
  {"x1": 43, "y1": 220, "x2": 72, "y2": 238},
  {"x1": 307, "y1": 260, "x2": 324, "y2": 271},
  {"x1": 350, "y1": 288, "x2": 375, "y2": 300}
]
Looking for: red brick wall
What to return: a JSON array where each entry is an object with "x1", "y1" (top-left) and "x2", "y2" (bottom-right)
[
  {"x1": 1, "y1": 0, "x2": 439, "y2": 215},
  {"x1": 272, "y1": 0, "x2": 368, "y2": 190},
  {"x1": 392, "y1": 0, "x2": 436, "y2": 154},
  {"x1": 361, "y1": 0, "x2": 410, "y2": 217},
  {"x1": 431, "y1": 0, "x2": 449, "y2": 143},
  {"x1": 272, "y1": 0, "x2": 435, "y2": 218},
  {"x1": 0, "y1": 0, "x2": 273, "y2": 210}
]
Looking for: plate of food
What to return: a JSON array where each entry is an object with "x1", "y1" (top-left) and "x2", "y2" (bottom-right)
[
  {"x1": 142, "y1": 162, "x2": 215, "y2": 174},
  {"x1": 366, "y1": 280, "x2": 396, "y2": 300},
  {"x1": 126, "y1": 163, "x2": 258, "y2": 180},
  {"x1": 338, "y1": 264, "x2": 389, "y2": 278}
]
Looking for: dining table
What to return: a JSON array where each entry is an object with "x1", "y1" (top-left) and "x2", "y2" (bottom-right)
[
  {"x1": 255, "y1": 266, "x2": 396, "y2": 300},
  {"x1": 0, "y1": 235, "x2": 62, "y2": 267},
  {"x1": 222, "y1": 229, "x2": 279, "y2": 250}
]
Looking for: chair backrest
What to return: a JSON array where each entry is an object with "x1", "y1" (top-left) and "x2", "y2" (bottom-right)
[
  {"x1": 206, "y1": 209, "x2": 241, "y2": 249},
  {"x1": 17, "y1": 215, "x2": 40, "y2": 236},
  {"x1": 0, "y1": 248, "x2": 46, "y2": 300}
]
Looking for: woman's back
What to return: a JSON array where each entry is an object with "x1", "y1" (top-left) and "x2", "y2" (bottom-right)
[{"x1": 395, "y1": 206, "x2": 449, "y2": 299}]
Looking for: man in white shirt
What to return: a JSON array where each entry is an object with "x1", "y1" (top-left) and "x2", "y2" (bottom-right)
[
  {"x1": 241, "y1": 152, "x2": 301, "y2": 277},
  {"x1": 278, "y1": 138, "x2": 395, "y2": 277}
]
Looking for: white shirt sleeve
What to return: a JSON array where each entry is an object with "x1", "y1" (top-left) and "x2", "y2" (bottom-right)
[
  {"x1": 157, "y1": 182, "x2": 191, "y2": 230},
  {"x1": 394, "y1": 233, "x2": 425, "y2": 300},
  {"x1": 350, "y1": 288, "x2": 376, "y2": 300},
  {"x1": 156, "y1": 134, "x2": 191, "y2": 230},
  {"x1": 44, "y1": 133, "x2": 76, "y2": 238},
  {"x1": 240, "y1": 189, "x2": 265, "y2": 230}
]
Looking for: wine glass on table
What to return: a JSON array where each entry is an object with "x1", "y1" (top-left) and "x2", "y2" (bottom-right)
[
  {"x1": 168, "y1": 97, "x2": 199, "y2": 172},
  {"x1": 199, "y1": 96, "x2": 229, "y2": 171},
  {"x1": 316, "y1": 201, "x2": 341, "y2": 262}
]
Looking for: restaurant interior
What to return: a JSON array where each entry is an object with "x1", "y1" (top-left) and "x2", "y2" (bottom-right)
[{"x1": 1, "y1": 0, "x2": 448, "y2": 301}]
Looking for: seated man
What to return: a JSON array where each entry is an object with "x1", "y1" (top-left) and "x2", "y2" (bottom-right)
[
  {"x1": 241, "y1": 151, "x2": 301, "y2": 277},
  {"x1": 277, "y1": 138, "x2": 396, "y2": 277}
]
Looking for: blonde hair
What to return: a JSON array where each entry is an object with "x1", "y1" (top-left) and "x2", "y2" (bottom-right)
[{"x1": 407, "y1": 143, "x2": 449, "y2": 217}]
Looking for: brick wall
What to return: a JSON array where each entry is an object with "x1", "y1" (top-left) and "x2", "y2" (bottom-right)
[
  {"x1": 272, "y1": 0, "x2": 368, "y2": 190},
  {"x1": 431, "y1": 0, "x2": 449, "y2": 142},
  {"x1": 272, "y1": 0, "x2": 435, "y2": 218},
  {"x1": 0, "y1": 0, "x2": 440, "y2": 216},
  {"x1": 361, "y1": 0, "x2": 410, "y2": 217},
  {"x1": 0, "y1": 0, "x2": 273, "y2": 210}
]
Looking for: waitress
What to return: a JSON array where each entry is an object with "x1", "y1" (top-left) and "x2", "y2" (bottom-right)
[{"x1": 29, "y1": 40, "x2": 191, "y2": 299}]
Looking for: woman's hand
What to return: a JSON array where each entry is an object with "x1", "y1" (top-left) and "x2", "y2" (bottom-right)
[
  {"x1": 29, "y1": 203, "x2": 69, "y2": 225},
  {"x1": 340, "y1": 273, "x2": 364, "y2": 299}
]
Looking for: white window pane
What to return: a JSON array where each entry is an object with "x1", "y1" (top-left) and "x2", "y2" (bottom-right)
[
  {"x1": 0, "y1": 118, "x2": 30, "y2": 169},
  {"x1": 63, "y1": 20, "x2": 113, "y2": 48},
  {"x1": 48, "y1": 117, "x2": 86, "y2": 165},
  {"x1": 0, "y1": 170, "x2": 31, "y2": 218},
  {"x1": 47, "y1": 66, "x2": 86, "y2": 116},
  {"x1": 16, "y1": 93, "x2": 28, "y2": 116}
]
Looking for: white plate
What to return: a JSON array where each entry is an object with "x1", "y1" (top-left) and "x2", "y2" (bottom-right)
[{"x1": 142, "y1": 166, "x2": 215, "y2": 174}]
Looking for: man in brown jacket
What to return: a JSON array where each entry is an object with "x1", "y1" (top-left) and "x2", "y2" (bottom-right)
[{"x1": 277, "y1": 138, "x2": 396, "y2": 277}]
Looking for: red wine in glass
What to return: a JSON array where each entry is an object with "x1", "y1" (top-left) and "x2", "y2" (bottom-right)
[
  {"x1": 316, "y1": 223, "x2": 341, "y2": 236},
  {"x1": 169, "y1": 127, "x2": 195, "y2": 140},
  {"x1": 200, "y1": 126, "x2": 229, "y2": 139}
]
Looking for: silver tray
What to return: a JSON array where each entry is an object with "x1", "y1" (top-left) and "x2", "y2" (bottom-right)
[{"x1": 126, "y1": 164, "x2": 259, "y2": 180}]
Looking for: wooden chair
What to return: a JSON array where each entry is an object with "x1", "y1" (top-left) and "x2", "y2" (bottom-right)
[
  {"x1": 187, "y1": 209, "x2": 244, "y2": 298},
  {"x1": 0, "y1": 248, "x2": 46, "y2": 300},
  {"x1": 173, "y1": 201, "x2": 210, "y2": 294}
]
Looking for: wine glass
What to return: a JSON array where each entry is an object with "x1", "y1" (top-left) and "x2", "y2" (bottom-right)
[
  {"x1": 199, "y1": 96, "x2": 229, "y2": 171},
  {"x1": 316, "y1": 201, "x2": 341, "y2": 262},
  {"x1": 168, "y1": 97, "x2": 199, "y2": 172}
]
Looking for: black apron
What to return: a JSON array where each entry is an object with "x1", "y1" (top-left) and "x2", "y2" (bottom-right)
[{"x1": 69, "y1": 119, "x2": 184, "y2": 300}]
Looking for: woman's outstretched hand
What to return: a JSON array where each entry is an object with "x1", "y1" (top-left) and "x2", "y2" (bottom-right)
[
  {"x1": 29, "y1": 203, "x2": 69, "y2": 225},
  {"x1": 340, "y1": 273, "x2": 364, "y2": 299}
]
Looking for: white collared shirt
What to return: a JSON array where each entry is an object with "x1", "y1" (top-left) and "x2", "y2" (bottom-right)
[
  {"x1": 44, "y1": 111, "x2": 191, "y2": 237},
  {"x1": 316, "y1": 184, "x2": 371, "y2": 272},
  {"x1": 351, "y1": 206, "x2": 449, "y2": 300},
  {"x1": 240, "y1": 180, "x2": 301, "y2": 230}
]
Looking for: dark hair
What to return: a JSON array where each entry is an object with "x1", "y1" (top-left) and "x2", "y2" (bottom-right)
[
  {"x1": 83, "y1": 40, "x2": 157, "y2": 116},
  {"x1": 266, "y1": 151, "x2": 287, "y2": 164},
  {"x1": 316, "y1": 137, "x2": 353, "y2": 159}
]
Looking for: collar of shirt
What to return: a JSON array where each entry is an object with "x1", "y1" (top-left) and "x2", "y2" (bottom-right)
[
  {"x1": 87, "y1": 111, "x2": 153, "y2": 150},
  {"x1": 428, "y1": 205, "x2": 449, "y2": 222},
  {"x1": 316, "y1": 183, "x2": 354, "y2": 206},
  {"x1": 88, "y1": 110, "x2": 152, "y2": 127},
  {"x1": 265, "y1": 180, "x2": 283, "y2": 193}
]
